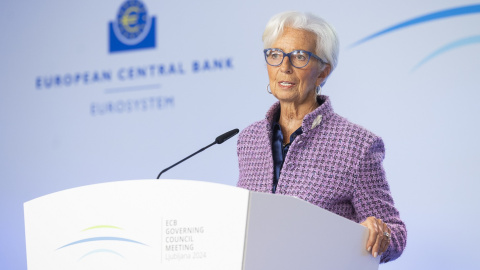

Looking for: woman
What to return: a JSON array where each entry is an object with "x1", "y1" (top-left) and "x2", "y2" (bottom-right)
[{"x1": 237, "y1": 11, "x2": 406, "y2": 263}]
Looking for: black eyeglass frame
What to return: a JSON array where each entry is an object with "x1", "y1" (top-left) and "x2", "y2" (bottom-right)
[{"x1": 263, "y1": 48, "x2": 328, "y2": 68}]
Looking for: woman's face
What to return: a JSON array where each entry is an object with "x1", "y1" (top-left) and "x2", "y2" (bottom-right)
[{"x1": 267, "y1": 27, "x2": 330, "y2": 105}]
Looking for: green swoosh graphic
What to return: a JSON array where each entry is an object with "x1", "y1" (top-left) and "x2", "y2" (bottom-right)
[
  {"x1": 81, "y1": 225, "x2": 123, "y2": 231},
  {"x1": 78, "y1": 249, "x2": 125, "y2": 261}
]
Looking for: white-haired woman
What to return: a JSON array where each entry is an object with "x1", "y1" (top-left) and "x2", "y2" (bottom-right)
[{"x1": 237, "y1": 11, "x2": 406, "y2": 263}]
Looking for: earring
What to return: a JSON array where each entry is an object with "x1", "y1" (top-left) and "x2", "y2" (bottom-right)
[
  {"x1": 316, "y1": 85, "x2": 322, "y2": 95},
  {"x1": 267, "y1": 84, "x2": 272, "y2": 94}
]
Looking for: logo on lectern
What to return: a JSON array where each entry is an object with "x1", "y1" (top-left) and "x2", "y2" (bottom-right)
[
  {"x1": 56, "y1": 225, "x2": 149, "y2": 261},
  {"x1": 109, "y1": 0, "x2": 156, "y2": 53}
]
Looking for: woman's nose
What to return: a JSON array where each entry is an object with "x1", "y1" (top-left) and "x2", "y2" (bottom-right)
[{"x1": 280, "y1": 56, "x2": 293, "y2": 74}]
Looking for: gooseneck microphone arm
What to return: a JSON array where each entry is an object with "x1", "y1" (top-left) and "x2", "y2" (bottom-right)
[
  {"x1": 156, "y1": 128, "x2": 239, "y2": 179},
  {"x1": 156, "y1": 141, "x2": 216, "y2": 179}
]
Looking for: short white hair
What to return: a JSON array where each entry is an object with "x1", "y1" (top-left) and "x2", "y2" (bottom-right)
[{"x1": 262, "y1": 11, "x2": 339, "y2": 71}]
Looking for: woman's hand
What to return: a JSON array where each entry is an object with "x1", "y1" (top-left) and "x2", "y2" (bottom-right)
[{"x1": 360, "y1": 216, "x2": 391, "y2": 258}]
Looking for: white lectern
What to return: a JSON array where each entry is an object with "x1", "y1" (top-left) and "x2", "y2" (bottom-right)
[{"x1": 24, "y1": 180, "x2": 379, "y2": 270}]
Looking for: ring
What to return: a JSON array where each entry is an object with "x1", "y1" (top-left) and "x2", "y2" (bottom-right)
[{"x1": 384, "y1": 232, "x2": 391, "y2": 239}]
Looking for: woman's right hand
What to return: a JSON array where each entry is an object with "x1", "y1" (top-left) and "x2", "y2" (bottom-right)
[{"x1": 360, "y1": 216, "x2": 391, "y2": 257}]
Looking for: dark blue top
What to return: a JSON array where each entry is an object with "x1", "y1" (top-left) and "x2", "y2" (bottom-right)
[{"x1": 271, "y1": 120, "x2": 303, "y2": 193}]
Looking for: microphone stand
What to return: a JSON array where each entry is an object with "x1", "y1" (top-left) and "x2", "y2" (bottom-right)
[
  {"x1": 156, "y1": 128, "x2": 239, "y2": 179},
  {"x1": 156, "y1": 141, "x2": 216, "y2": 179}
]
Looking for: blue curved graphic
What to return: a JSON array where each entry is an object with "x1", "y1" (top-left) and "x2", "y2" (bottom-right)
[
  {"x1": 57, "y1": 237, "x2": 148, "y2": 250},
  {"x1": 412, "y1": 35, "x2": 480, "y2": 70},
  {"x1": 351, "y1": 4, "x2": 480, "y2": 47},
  {"x1": 78, "y1": 249, "x2": 125, "y2": 261}
]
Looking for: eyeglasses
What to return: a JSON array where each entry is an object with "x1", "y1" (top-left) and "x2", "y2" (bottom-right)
[{"x1": 264, "y1": 48, "x2": 327, "y2": 68}]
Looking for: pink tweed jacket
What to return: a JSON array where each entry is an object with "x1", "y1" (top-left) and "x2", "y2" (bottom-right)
[{"x1": 237, "y1": 95, "x2": 406, "y2": 263}]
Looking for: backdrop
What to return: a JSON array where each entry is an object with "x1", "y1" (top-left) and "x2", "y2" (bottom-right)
[{"x1": 1, "y1": 0, "x2": 479, "y2": 269}]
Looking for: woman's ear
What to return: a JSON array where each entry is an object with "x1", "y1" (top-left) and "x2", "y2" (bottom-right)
[{"x1": 316, "y1": 64, "x2": 331, "y2": 87}]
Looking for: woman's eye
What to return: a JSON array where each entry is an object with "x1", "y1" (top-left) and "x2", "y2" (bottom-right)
[
  {"x1": 271, "y1": 53, "x2": 281, "y2": 59},
  {"x1": 295, "y1": 54, "x2": 307, "y2": 61}
]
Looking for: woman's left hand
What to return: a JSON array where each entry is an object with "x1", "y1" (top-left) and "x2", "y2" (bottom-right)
[{"x1": 360, "y1": 216, "x2": 391, "y2": 258}]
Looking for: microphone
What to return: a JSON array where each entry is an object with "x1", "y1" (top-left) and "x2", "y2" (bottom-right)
[
  {"x1": 215, "y1": 128, "x2": 239, "y2": 144},
  {"x1": 156, "y1": 128, "x2": 239, "y2": 179}
]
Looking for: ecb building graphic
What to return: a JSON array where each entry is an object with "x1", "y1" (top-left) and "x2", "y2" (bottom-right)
[{"x1": 109, "y1": 0, "x2": 156, "y2": 53}]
